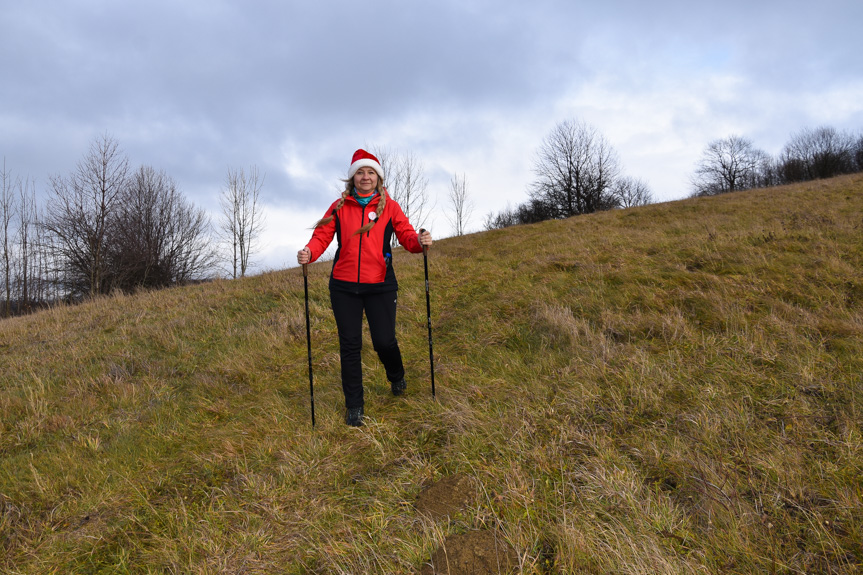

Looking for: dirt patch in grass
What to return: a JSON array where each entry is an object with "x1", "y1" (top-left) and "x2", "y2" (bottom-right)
[
  {"x1": 416, "y1": 476, "x2": 518, "y2": 574},
  {"x1": 415, "y1": 473, "x2": 474, "y2": 520},
  {"x1": 421, "y1": 530, "x2": 519, "y2": 575}
]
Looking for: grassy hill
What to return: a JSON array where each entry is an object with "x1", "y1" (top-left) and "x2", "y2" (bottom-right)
[{"x1": 1, "y1": 175, "x2": 862, "y2": 574}]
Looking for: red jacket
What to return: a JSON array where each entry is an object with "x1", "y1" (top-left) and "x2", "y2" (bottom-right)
[{"x1": 306, "y1": 192, "x2": 423, "y2": 292}]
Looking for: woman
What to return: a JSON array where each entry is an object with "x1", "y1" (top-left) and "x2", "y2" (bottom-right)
[{"x1": 297, "y1": 149, "x2": 433, "y2": 427}]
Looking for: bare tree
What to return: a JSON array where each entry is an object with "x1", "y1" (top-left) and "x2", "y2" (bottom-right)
[
  {"x1": 483, "y1": 198, "x2": 555, "y2": 230},
  {"x1": 16, "y1": 176, "x2": 38, "y2": 311},
  {"x1": 754, "y1": 153, "x2": 782, "y2": 188},
  {"x1": 779, "y1": 126, "x2": 856, "y2": 183},
  {"x1": 29, "y1": 197, "x2": 52, "y2": 307},
  {"x1": 612, "y1": 176, "x2": 653, "y2": 208},
  {"x1": 219, "y1": 165, "x2": 264, "y2": 278},
  {"x1": 44, "y1": 134, "x2": 130, "y2": 297},
  {"x1": 1, "y1": 159, "x2": 16, "y2": 317},
  {"x1": 446, "y1": 172, "x2": 473, "y2": 236},
  {"x1": 108, "y1": 165, "x2": 215, "y2": 290},
  {"x1": 854, "y1": 133, "x2": 863, "y2": 172},
  {"x1": 690, "y1": 135, "x2": 768, "y2": 196},
  {"x1": 529, "y1": 119, "x2": 622, "y2": 218},
  {"x1": 484, "y1": 207, "x2": 516, "y2": 231},
  {"x1": 372, "y1": 146, "x2": 433, "y2": 230},
  {"x1": 591, "y1": 134, "x2": 623, "y2": 211}
]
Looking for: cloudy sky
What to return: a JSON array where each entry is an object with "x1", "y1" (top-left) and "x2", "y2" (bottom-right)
[{"x1": 2, "y1": 0, "x2": 861, "y2": 272}]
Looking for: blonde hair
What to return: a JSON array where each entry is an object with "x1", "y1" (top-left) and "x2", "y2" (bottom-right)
[{"x1": 313, "y1": 175, "x2": 387, "y2": 235}]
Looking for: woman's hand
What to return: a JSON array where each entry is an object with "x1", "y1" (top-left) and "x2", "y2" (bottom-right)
[
  {"x1": 419, "y1": 229, "x2": 433, "y2": 247},
  {"x1": 297, "y1": 247, "x2": 311, "y2": 265}
]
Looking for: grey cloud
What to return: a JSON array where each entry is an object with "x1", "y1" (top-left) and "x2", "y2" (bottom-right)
[{"x1": 2, "y1": 0, "x2": 861, "y2": 228}]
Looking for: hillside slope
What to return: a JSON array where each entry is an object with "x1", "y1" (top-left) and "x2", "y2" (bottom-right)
[{"x1": 2, "y1": 175, "x2": 862, "y2": 573}]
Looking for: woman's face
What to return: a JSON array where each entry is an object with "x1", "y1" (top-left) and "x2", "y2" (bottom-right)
[{"x1": 353, "y1": 167, "x2": 379, "y2": 195}]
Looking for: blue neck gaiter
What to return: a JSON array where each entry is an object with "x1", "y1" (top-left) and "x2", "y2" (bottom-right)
[{"x1": 353, "y1": 187, "x2": 377, "y2": 207}]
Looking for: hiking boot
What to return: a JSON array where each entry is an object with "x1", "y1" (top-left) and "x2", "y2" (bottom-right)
[
  {"x1": 345, "y1": 406, "x2": 364, "y2": 427},
  {"x1": 391, "y1": 377, "x2": 407, "y2": 396}
]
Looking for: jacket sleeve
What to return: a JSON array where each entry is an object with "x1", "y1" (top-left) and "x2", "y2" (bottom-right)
[
  {"x1": 305, "y1": 203, "x2": 337, "y2": 262},
  {"x1": 390, "y1": 198, "x2": 423, "y2": 254}
]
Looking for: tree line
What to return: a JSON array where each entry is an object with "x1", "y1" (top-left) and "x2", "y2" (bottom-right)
[
  {"x1": 5, "y1": 123, "x2": 859, "y2": 318},
  {"x1": 1, "y1": 134, "x2": 451, "y2": 320},
  {"x1": 484, "y1": 120, "x2": 863, "y2": 230},
  {"x1": 484, "y1": 119, "x2": 654, "y2": 230},
  {"x1": 1, "y1": 134, "x2": 263, "y2": 319},
  {"x1": 690, "y1": 125, "x2": 863, "y2": 197}
]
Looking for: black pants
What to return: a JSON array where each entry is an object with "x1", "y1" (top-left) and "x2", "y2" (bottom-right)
[{"x1": 330, "y1": 289, "x2": 404, "y2": 408}]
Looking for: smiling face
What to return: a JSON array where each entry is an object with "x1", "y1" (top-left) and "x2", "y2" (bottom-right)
[{"x1": 353, "y1": 166, "x2": 379, "y2": 195}]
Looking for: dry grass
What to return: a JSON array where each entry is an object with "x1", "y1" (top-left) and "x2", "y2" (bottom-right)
[{"x1": 1, "y1": 174, "x2": 862, "y2": 573}]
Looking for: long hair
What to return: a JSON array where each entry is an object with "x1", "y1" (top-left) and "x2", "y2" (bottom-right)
[{"x1": 313, "y1": 175, "x2": 387, "y2": 235}]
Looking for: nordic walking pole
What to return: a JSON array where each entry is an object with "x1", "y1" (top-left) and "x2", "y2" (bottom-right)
[
  {"x1": 419, "y1": 229, "x2": 436, "y2": 398},
  {"x1": 303, "y1": 263, "x2": 316, "y2": 428}
]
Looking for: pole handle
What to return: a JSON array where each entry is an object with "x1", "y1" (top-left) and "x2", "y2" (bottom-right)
[{"x1": 419, "y1": 228, "x2": 429, "y2": 256}]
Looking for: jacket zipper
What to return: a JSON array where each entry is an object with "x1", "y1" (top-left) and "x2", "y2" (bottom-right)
[{"x1": 356, "y1": 202, "x2": 367, "y2": 287}]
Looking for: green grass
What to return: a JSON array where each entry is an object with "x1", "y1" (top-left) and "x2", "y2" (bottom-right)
[{"x1": 2, "y1": 174, "x2": 862, "y2": 573}]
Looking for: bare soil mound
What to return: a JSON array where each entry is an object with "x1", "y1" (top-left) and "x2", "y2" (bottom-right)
[
  {"x1": 421, "y1": 530, "x2": 519, "y2": 575},
  {"x1": 415, "y1": 473, "x2": 474, "y2": 520}
]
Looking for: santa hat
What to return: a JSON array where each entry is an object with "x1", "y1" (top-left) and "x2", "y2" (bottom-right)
[{"x1": 347, "y1": 149, "x2": 384, "y2": 180}]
